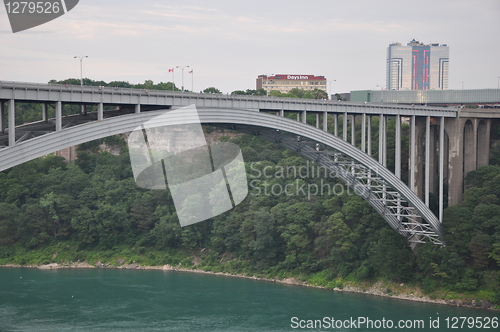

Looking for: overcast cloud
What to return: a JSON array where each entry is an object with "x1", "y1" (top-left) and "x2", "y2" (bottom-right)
[{"x1": 1, "y1": 0, "x2": 499, "y2": 93}]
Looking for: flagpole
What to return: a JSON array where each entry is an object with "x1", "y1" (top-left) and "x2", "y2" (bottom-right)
[
  {"x1": 190, "y1": 70, "x2": 194, "y2": 92},
  {"x1": 171, "y1": 68, "x2": 174, "y2": 91}
]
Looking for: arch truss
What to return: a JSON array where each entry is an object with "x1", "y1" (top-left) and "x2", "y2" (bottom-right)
[
  {"x1": 0, "y1": 107, "x2": 444, "y2": 247},
  {"x1": 213, "y1": 122, "x2": 444, "y2": 248}
]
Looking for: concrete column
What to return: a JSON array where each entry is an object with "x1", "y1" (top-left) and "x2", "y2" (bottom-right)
[
  {"x1": 280, "y1": 109, "x2": 285, "y2": 117},
  {"x1": 367, "y1": 116, "x2": 372, "y2": 156},
  {"x1": 383, "y1": 116, "x2": 387, "y2": 167},
  {"x1": 98, "y1": 102, "x2": 104, "y2": 121},
  {"x1": 302, "y1": 111, "x2": 307, "y2": 124},
  {"x1": 477, "y1": 120, "x2": 489, "y2": 168},
  {"x1": 343, "y1": 112, "x2": 347, "y2": 141},
  {"x1": 135, "y1": 104, "x2": 141, "y2": 114},
  {"x1": 316, "y1": 113, "x2": 319, "y2": 128},
  {"x1": 351, "y1": 115, "x2": 356, "y2": 146},
  {"x1": 8, "y1": 99, "x2": 15, "y2": 146},
  {"x1": 425, "y1": 116, "x2": 430, "y2": 207},
  {"x1": 439, "y1": 116, "x2": 444, "y2": 222},
  {"x1": 323, "y1": 112, "x2": 327, "y2": 131},
  {"x1": 410, "y1": 115, "x2": 416, "y2": 193},
  {"x1": 379, "y1": 114, "x2": 384, "y2": 164},
  {"x1": 42, "y1": 103, "x2": 48, "y2": 122},
  {"x1": 463, "y1": 119, "x2": 477, "y2": 178},
  {"x1": 0, "y1": 101, "x2": 5, "y2": 132},
  {"x1": 297, "y1": 112, "x2": 300, "y2": 122},
  {"x1": 447, "y1": 117, "x2": 464, "y2": 205},
  {"x1": 56, "y1": 101, "x2": 62, "y2": 131},
  {"x1": 395, "y1": 115, "x2": 401, "y2": 179},
  {"x1": 361, "y1": 113, "x2": 366, "y2": 152},
  {"x1": 334, "y1": 114, "x2": 338, "y2": 136}
]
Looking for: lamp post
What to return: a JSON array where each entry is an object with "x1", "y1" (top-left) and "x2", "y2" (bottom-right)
[
  {"x1": 74, "y1": 55, "x2": 88, "y2": 86},
  {"x1": 377, "y1": 84, "x2": 384, "y2": 103},
  {"x1": 329, "y1": 79, "x2": 336, "y2": 100},
  {"x1": 176, "y1": 65, "x2": 189, "y2": 91}
]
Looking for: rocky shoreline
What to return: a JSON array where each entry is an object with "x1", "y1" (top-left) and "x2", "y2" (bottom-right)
[{"x1": 1, "y1": 262, "x2": 496, "y2": 311}]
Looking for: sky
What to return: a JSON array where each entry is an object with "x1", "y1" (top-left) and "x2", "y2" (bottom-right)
[{"x1": 1, "y1": 0, "x2": 499, "y2": 94}]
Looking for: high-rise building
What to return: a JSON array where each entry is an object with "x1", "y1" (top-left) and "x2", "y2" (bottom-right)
[
  {"x1": 386, "y1": 39, "x2": 449, "y2": 90},
  {"x1": 256, "y1": 74, "x2": 327, "y2": 94}
]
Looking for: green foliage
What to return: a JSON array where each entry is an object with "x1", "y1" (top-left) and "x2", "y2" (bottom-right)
[
  {"x1": 203, "y1": 87, "x2": 221, "y2": 94},
  {"x1": 0, "y1": 131, "x2": 499, "y2": 306}
]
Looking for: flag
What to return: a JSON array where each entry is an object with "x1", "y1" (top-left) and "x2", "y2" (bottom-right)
[{"x1": 168, "y1": 68, "x2": 174, "y2": 72}]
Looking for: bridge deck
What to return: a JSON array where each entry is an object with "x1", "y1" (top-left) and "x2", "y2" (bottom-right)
[{"x1": 0, "y1": 81, "x2": 458, "y2": 117}]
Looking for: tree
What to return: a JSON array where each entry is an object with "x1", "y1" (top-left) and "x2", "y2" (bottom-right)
[
  {"x1": 0, "y1": 203, "x2": 20, "y2": 245},
  {"x1": 469, "y1": 233, "x2": 492, "y2": 269},
  {"x1": 311, "y1": 89, "x2": 328, "y2": 100}
]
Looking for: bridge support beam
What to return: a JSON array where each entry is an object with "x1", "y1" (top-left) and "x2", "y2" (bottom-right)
[
  {"x1": 367, "y1": 116, "x2": 372, "y2": 156},
  {"x1": 98, "y1": 102, "x2": 104, "y2": 121},
  {"x1": 379, "y1": 114, "x2": 384, "y2": 165},
  {"x1": 56, "y1": 101, "x2": 62, "y2": 131},
  {"x1": 323, "y1": 112, "x2": 327, "y2": 132},
  {"x1": 351, "y1": 115, "x2": 356, "y2": 146},
  {"x1": 383, "y1": 116, "x2": 387, "y2": 166},
  {"x1": 395, "y1": 115, "x2": 401, "y2": 179},
  {"x1": 8, "y1": 99, "x2": 15, "y2": 146},
  {"x1": 361, "y1": 113, "x2": 366, "y2": 153},
  {"x1": 42, "y1": 103, "x2": 48, "y2": 122},
  {"x1": 316, "y1": 113, "x2": 319, "y2": 128},
  {"x1": 439, "y1": 116, "x2": 444, "y2": 222},
  {"x1": 334, "y1": 114, "x2": 338, "y2": 136},
  {"x1": 447, "y1": 118, "x2": 463, "y2": 205},
  {"x1": 302, "y1": 111, "x2": 306, "y2": 124},
  {"x1": 135, "y1": 104, "x2": 141, "y2": 114},
  {"x1": 410, "y1": 115, "x2": 416, "y2": 193},
  {"x1": 425, "y1": 116, "x2": 430, "y2": 207},
  {"x1": 0, "y1": 101, "x2": 5, "y2": 133},
  {"x1": 477, "y1": 119, "x2": 491, "y2": 168},
  {"x1": 343, "y1": 112, "x2": 347, "y2": 141}
]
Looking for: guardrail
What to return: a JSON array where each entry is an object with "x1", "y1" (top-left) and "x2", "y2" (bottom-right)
[{"x1": 0, "y1": 80, "x2": 458, "y2": 115}]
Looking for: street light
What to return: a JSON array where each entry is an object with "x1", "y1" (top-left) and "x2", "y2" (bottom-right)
[
  {"x1": 74, "y1": 55, "x2": 88, "y2": 86},
  {"x1": 176, "y1": 65, "x2": 189, "y2": 91},
  {"x1": 329, "y1": 79, "x2": 336, "y2": 100},
  {"x1": 377, "y1": 84, "x2": 384, "y2": 103}
]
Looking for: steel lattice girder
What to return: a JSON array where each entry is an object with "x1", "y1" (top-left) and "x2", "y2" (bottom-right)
[
  {"x1": 0, "y1": 107, "x2": 444, "y2": 247},
  {"x1": 215, "y1": 124, "x2": 444, "y2": 247}
]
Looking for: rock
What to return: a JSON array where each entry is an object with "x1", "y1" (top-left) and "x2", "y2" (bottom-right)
[{"x1": 38, "y1": 263, "x2": 59, "y2": 269}]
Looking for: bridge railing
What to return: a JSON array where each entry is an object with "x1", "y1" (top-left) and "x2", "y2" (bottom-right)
[{"x1": 0, "y1": 80, "x2": 458, "y2": 114}]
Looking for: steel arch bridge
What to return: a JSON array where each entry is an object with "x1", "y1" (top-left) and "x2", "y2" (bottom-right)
[{"x1": 0, "y1": 107, "x2": 444, "y2": 247}]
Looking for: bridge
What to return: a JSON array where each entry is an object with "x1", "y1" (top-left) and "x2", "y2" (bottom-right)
[{"x1": 1, "y1": 81, "x2": 498, "y2": 247}]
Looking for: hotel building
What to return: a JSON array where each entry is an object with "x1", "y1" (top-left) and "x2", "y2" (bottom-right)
[
  {"x1": 256, "y1": 74, "x2": 327, "y2": 94},
  {"x1": 387, "y1": 39, "x2": 449, "y2": 90}
]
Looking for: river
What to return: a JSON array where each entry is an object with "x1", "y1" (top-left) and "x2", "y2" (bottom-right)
[{"x1": 0, "y1": 268, "x2": 498, "y2": 331}]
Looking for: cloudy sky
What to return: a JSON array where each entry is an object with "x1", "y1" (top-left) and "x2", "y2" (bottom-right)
[{"x1": 1, "y1": 0, "x2": 499, "y2": 94}]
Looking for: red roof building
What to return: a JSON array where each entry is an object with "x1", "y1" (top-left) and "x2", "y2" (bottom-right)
[{"x1": 256, "y1": 74, "x2": 327, "y2": 94}]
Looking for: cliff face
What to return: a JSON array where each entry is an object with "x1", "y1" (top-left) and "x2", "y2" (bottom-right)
[{"x1": 51, "y1": 127, "x2": 240, "y2": 165}]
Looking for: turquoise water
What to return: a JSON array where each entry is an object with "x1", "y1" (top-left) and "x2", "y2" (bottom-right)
[{"x1": 0, "y1": 268, "x2": 498, "y2": 331}]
